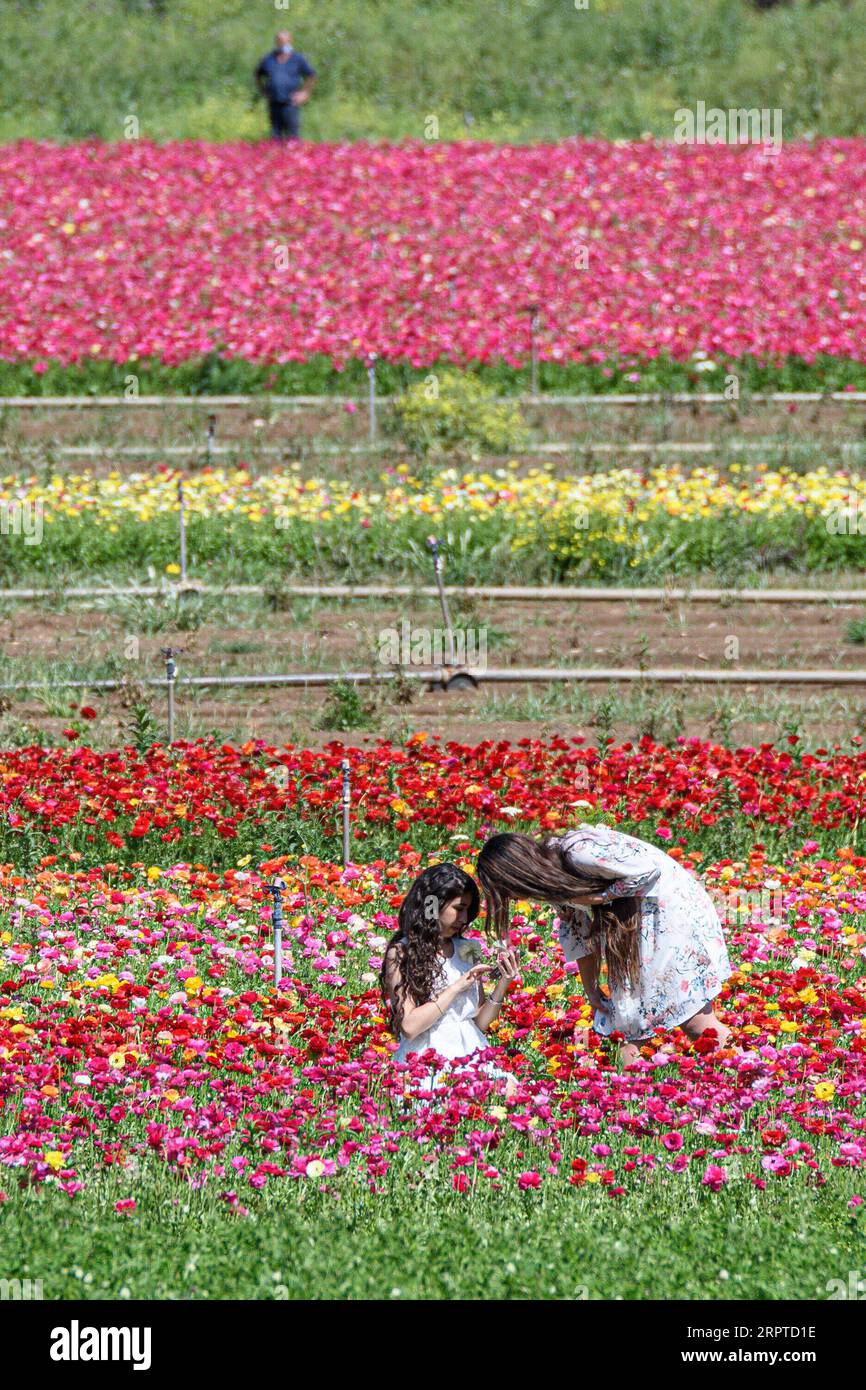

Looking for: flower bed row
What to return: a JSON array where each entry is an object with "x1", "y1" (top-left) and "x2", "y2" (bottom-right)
[
  {"x1": 2, "y1": 733, "x2": 866, "y2": 869},
  {"x1": 4, "y1": 462, "x2": 866, "y2": 583},
  {"x1": 2, "y1": 139, "x2": 866, "y2": 374}
]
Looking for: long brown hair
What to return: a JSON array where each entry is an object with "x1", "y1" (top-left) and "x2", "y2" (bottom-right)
[
  {"x1": 476, "y1": 831, "x2": 642, "y2": 992},
  {"x1": 380, "y1": 862, "x2": 481, "y2": 1036}
]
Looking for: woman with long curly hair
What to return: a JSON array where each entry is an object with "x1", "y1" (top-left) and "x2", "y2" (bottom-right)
[
  {"x1": 476, "y1": 824, "x2": 732, "y2": 1065},
  {"x1": 380, "y1": 862, "x2": 519, "y2": 1092}
]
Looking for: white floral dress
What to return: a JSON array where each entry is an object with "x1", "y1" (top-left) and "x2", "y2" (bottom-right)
[
  {"x1": 556, "y1": 823, "x2": 731, "y2": 1042},
  {"x1": 393, "y1": 937, "x2": 509, "y2": 1086}
]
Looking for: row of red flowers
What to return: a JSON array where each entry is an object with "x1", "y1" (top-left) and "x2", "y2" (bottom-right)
[{"x1": 2, "y1": 734, "x2": 865, "y2": 861}]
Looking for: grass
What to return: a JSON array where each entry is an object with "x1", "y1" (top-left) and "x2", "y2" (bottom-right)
[
  {"x1": 1, "y1": 0, "x2": 866, "y2": 145},
  {"x1": 1, "y1": 1181, "x2": 863, "y2": 1300}
]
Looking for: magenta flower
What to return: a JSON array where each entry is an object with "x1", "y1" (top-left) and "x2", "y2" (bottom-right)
[
  {"x1": 701, "y1": 1164, "x2": 727, "y2": 1192},
  {"x1": 518, "y1": 1171, "x2": 542, "y2": 1190}
]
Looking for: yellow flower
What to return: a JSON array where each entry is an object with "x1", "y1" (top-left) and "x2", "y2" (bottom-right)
[
  {"x1": 44, "y1": 1151, "x2": 65, "y2": 1170},
  {"x1": 814, "y1": 1082, "x2": 835, "y2": 1101}
]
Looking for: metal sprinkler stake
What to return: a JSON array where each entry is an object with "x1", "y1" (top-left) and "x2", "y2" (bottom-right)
[
  {"x1": 367, "y1": 353, "x2": 378, "y2": 442},
  {"x1": 206, "y1": 412, "x2": 216, "y2": 464},
  {"x1": 341, "y1": 758, "x2": 351, "y2": 867},
  {"x1": 161, "y1": 647, "x2": 179, "y2": 744},
  {"x1": 427, "y1": 536, "x2": 455, "y2": 667},
  {"x1": 269, "y1": 877, "x2": 286, "y2": 985},
  {"x1": 527, "y1": 303, "x2": 540, "y2": 396}
]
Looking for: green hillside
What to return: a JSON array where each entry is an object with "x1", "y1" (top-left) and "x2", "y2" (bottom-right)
[{"x1": 1, "y1": 0, "x2": 865, "y2": 143}]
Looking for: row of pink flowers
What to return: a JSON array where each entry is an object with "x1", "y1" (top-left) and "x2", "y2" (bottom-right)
[{"x1": 1, "y1": 139, "x2": 864, "y2": 366}]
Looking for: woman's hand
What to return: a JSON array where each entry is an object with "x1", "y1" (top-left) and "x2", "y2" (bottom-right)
[
  {"x1": 491, "y1": 947, "x2": 520, "y2": 986},
  {"x1": 584, "y1": 985, "x2": 610, "y2": 1013},
  {"x1": 453, "y1": 963, "x2": 497, "y2": 995}
]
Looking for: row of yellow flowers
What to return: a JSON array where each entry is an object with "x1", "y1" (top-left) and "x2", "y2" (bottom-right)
[{"x1": 2, "y1": 461, "x2": 865, "y2": 529}]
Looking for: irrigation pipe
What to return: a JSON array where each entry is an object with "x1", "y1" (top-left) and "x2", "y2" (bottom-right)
[
  {"x1": 2, "y1": 584, "x2": 865, "y2": 603},
  {"x1": 4, "y1": 439, "x2": 866, "y2": 460},
  {"x1": 4, "y1": 667, "x2": 866, "y2": 693}
]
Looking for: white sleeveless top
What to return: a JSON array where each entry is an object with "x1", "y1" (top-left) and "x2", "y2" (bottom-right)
[{"x1": 393, "y1": 939, "x2": 489, "y2": 1065}]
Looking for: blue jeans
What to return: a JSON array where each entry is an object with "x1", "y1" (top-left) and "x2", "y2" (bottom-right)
[{"x1": 269, "y1": 101, "x2": 300, "y2": 141}]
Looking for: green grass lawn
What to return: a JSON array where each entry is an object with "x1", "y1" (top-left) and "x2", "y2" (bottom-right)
[{"x1": 2, "y1": 1179, "x2": 863, "y2": 1300}]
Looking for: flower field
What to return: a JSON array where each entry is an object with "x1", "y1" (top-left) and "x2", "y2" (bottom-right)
[
  {"x1": 2, "y1": 140, "x2": 866, "y2": 391},
  {"x1": 1, "y1": 734, "x2": 866, "y2": 1210},
  {"x1": 4, "y1": 460, "x2": 866, "y2": 584},
  {"x1": 5, "y1": 128, "x2": 866, "y2": 1305},
  {"x1": 2, "y1": 735, "x2": 866, "y2": 1296}
]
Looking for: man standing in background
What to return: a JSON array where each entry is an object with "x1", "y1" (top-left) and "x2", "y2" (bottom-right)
[{"x1": 255, "y1": 31, "x2": 317, "y2": 141}]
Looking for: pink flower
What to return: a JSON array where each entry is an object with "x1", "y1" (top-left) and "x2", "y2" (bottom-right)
[
  {"x1": 518, "y1": 1170, "x2": 541, "y2": 1190},
  {"x1": 5, "y1": 141, "x2": 866, "y2": 369},
  {"x1": 701, "y1": 1164, "x2": 727, "y2": 1192},
  {"x1": 662, "y1": 1131, "x2": 685, "y2": 1151},
  {"x1": 114, "y1": 1198, "x2": 136, "y2": 1213}
]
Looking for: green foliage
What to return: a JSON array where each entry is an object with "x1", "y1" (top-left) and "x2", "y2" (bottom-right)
[
  {"x1": 0, "y1": 491, "x2": 863, "y2": 592},
  {"x1": 386, "y1": 372, "x2": 529, "y2": 457},
  {"x1": 123, "y1": 701, "x2": 160, "y2": 755},
  {"x1": 315, "y1": 679, "x2": 375, "y2": 732},
  {"x1": 2, "y1": 353, "x2": 866, "y2": 400},
  {"x1": 0, "y1": 0, "x2": 865, "y2": 142}
]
